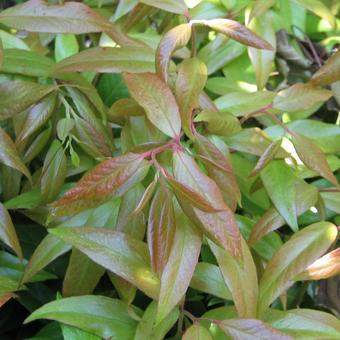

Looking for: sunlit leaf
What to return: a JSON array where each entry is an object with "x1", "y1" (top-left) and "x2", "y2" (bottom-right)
[
  {"x1": 175, "y1": 58, "x2": 207, "y2": 139},
  {"x1": 24, "y1": 295, "x2": 138, "y2": 339},
  {"x1": 0, "y1": 0, "x2": 112, "y2": 34},
  {"x1": 258, "y1": 221, "x2": 338, "y2": 316},
  {"x1": 140, "y1": 0, "x2": 187, "y2": 14},
  {"x1": 183, "y1": 323, "x2": 213, "y2": 340},
  {"x1": 53, "y1": 46, "x2": 155, "y2": 74},
  {"x1": 49, "y1": 228, "x2": 159, "y2": 299},
  {"x1": 156, "y1": 23, "x2": 192, "y2": 82},
  {"x1": 123, "y1": 72, "x2": 181, "y2": 138},
  {"x1": 50, "y1": 153, "x2": 150, "y2": 219}
]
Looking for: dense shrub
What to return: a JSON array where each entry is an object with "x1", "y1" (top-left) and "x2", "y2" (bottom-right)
[{"x1": 0, "y1": 0, "x2": 339, "y2": 339}]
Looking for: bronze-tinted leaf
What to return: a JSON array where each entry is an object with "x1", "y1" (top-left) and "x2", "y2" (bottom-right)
[
  {"x1": 131, "y1": 177, "x2": 158, "y2": 216},
  {"x1": 258, "y1": 222, "x2": 338, "y2": 316},
  {"x1": 0, "y1": 203, "x2": 22, "y2": 259},
  {"x1": 311, "y1": 49, "x2": 340, "y2": 86},
  {"x1": 295, "y1": 248, "x2": 340, "y2": 281},
  {"x1": 209, "y1": 238, "x2": 258, "y2": 318},
  {"x1": 53, "y1": 46, "x2": 155, "y2": 74},
  {"x1": 195, "y1": 19, "x2": 274, "y2": 50},
  {"x1": 123, "y1": 72, "x2": 181, "y2": 138},
  {"x1": 172, "y1": 150, "x2": 241, "y2": 256},
  {"x1": 50, "y1": 153, "x2": 150, "y2": 219},
  {"x1": 49, "y1": 227, "x2": 159, "y2": 299},
  {"x1": 16, "y1": 93, "x2": 56, "y2": 147},
  {"x1": 156, "y1": 23, "x2": 192, "y2": 82},
  {"x1": 195, "y1": 133, "x2": 240, "y2": 211},
  {"x1": 0, "y1": 0, "x2": 111, "y2": 34},
  {"x1": 0, "y1": 80, "x2": 56, "y2": 120},
  {"x1": 0, "y1": 127, "x2": 31, "y2": 182},
  {"x1": 218, "y1": 319, "x2": 293, "y2": 339},
  {"x1": 147, "y1": 186, "x2": 176, "y2": 274},
  {"x1": 157, "y1": 211, "x2": 201, "y2": 322},
  {"x1": 175, "y1": 58, "x2": 207, "y2": 139},
  {"x1": 291, "y1": 132, "x2": 338, "y2": 186},
  {"x1": 273, "y1": 83, "x2": 333, "y2": 113}
]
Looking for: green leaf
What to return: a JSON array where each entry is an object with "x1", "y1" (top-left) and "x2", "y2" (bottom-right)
[
  {"x1": 183, "y1": 323, "x2": 213, "y2": 340},
  {"x1": 260, "y1": 160, "x2": 298, "y2": 231},
  {"x1": 258, "y1": 221, "x2": 338, "y2": 316},
  {"x1": 311, "y1": 49, "x2": 340, "y2": 86},
  {"x1": 50, "y1": 153, "x2": 150, "y2": 219},
  {"x1": 0, "y1": 203, "x2": 22, "y2": 259},
  {"x1": 61, "y1": 324, "x2": 101, "y2": 340},
  {"x1": 16, "y1": 93, "x2": 56, "y2": 146},
  {"x1": 173, "y1": 150, "x2": 241, "y2": 256},
  {"x1": 63, "y1": 249, "x2": 105, "y2": 297},
  {"x1": 249, "y1": 0, "x2": 276, "y2": 22},
  {"x1": 249, "y1": 180, "x2": 318, "y2": 244},
  {"x1": 195, "y1": 133, "x2": 240, "y2": 211},
  {"x1": 291, "y1": 132, "x2": 338, "y2": 186},
  {"x1": 156, "y1": 23, "x2": 192, "y2": 82},
  {"x1": 0, "y1": 79, "x2": 56, "y2": 120},
  {"x1": 1, "y1": 48, "x2": 54, "y2": 77},
  {"x1": 41, "y1": 140, "x2": 67, "y2": 203},
  {"x1": 0, "y1": 276, "x2": 19, "y2": 295},
  {"x1": 0, "y1": 127, "x2": 31, "y2": 182},
  {"x1": 194, "y1": 19, "x2": 274, "y2": 50},
  {"x1": 247, "y1": 11, "x2": 276, "y2": 90},
  {"x1": 293, "y1": 0, "x2": 336, "y2": 28},
  {"x1": 194, "y1": 110, "x2": 241, "y2": 137},
  {"x1": 147, "y1": 186, "x2": 175, "y2": 274},
  {"x1": 123, "y1": 72, "x2": 181, "y2": 138},
  {"x1": 140, "y1": 0, "x2": 187, "y2": 14},
  {"x1": 157, "y1": 210, "x2": 201, "y2": 322},
  {"x1": 250, "y1": 139, "x2": 282, "y2": 177},
  {"x1": 22, "y1": 234, "x2": 71, "y2": 284},
  {"x1": 218, "y1": 319, "x2": 293, "y2": 339},
  {"x1": 24, "y1": 295, "x2": 138, "y2": 339},
  {"x1": 273, "y1": 83, "x2": 333, "y2": 113},
  {"x1": 113, "y1": 0, "x2": 139, "y2": 21},
  {"x1": 209, "y1": 238, "x2": 258, "y2": 318},
  {"x1": 135, "y1": 301, "x2": 179, "y2": 340},
  {"x1": 175, "y1": 58, "x2": 207, "y2": 139},
  {"x1": 0, "y1": 0, "x2": 111, "y2": 34},
  {"x1": 49, "y1": 228, "x2": 159, "y2": 299},
  {"x1": 263, "y1": 308, "x2": 340, "y2": 339},
  {"x1": 190, "y1": 262, "x2": 232, "y2": 300},
  {"x1": 53, "y1": 46, "x2": 155, "y2": 74},
  {"x1": 55, "y1": 33, "x2": 79, "y2": 62}
]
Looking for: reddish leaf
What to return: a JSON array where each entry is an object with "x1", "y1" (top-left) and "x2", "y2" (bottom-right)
[
  {"x1": 147, "y1": 186, "x2": 176, "y2": 274},
  {"x1": 123, "y1": 72, "x2": 181, "y2": 138},
  {"x1": 173, "y1": 150, "x2": 241, "y2": 257},
  {"x1": 50, "y1": 153, "x2": 150, "y2": 219},
  {"x1": 175, "y1": 58, "x2": 207, "y2": 139},
  {"x1": 156, "y1": 23, "x2": 192, "y2": 82},
  {"x1": 0, "y1": 293, "x2": 17, "y2": 308},
  {"x1": 310, "y1": 49, "x2": 340, "y2": 86},
  {"x1": 157, "y1": 211, "x2": 201, "y2": 322},
  {"x1": 295, "y1": 248, "x2": 340, "y2": 281},
  {"x1": 195, "y1": 133, "x2": 240, "y2": 211},
  {"x1": 0, "y1": 127, "x2": 31, "y2": 183},
  {"x1": 218, "y1": 319, "x2": 293, "y2": 339},
  {"x1": 194, "y1": 19, "x2": 274, "y2": 50},
  {"x1": 0, "y1": 0, "x2": 111, "y2": 34}
]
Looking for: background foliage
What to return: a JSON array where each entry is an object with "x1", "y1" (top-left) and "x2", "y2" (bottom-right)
[{"x1": 0, "y1": 0, "x2": 340, "y2": 339}]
